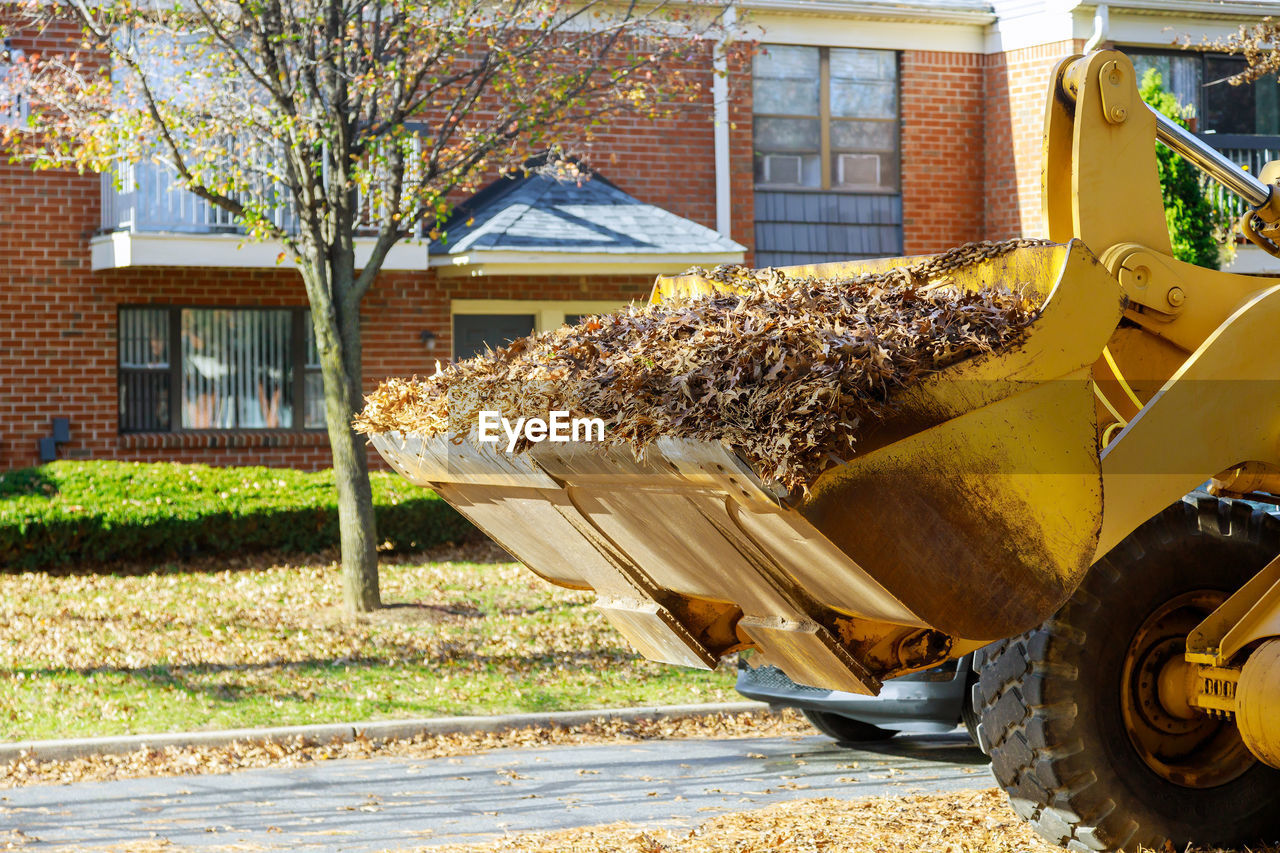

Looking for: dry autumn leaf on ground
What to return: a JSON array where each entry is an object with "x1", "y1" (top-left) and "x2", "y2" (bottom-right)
[
  {"x1": 0, "y1": 710, "x2": 811, "y2": 788},
  {"x1": 414, "y1": 787, "x2": 1275, "y2": 853},
  {"x1": 0, "y1": 543, "x2": 739, "y2": 743},
  {"x1": 356, "y1": 240, "x2": 1048, "y2": 493}
]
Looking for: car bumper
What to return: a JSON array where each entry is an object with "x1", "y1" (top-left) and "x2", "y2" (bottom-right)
[{"x1": 735, "y1": 656, "x2": 972, "y2": 734}]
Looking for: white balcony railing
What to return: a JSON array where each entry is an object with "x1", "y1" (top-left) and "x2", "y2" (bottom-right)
[
  {"x1": 100, "y1": 159, "x2": 299, "y2": 234},
  {"x1": 1198, "y1": 136, "x2": 1280, "y2": 223},
  {"x1": 101, "y1": 131, "x2": 423, "y2": 237},
  {"x1": 92, "y1": 154, "x2": 430, "y2": 270}
]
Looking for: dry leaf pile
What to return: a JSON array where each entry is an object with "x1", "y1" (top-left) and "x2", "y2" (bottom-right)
[
  {"x1": 357, "y1": 239, "x2": 1049, "y2": 491},
  {"x1": 0, "y1": 709, "x2": 808, "y2": 788}
]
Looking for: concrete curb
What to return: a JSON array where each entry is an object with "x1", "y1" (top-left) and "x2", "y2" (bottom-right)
[{"x1": 0, "y1": 701, "x2": 772, "y2": 764}]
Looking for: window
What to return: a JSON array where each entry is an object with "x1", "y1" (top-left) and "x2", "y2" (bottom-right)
[
  {"x1": 753, "y1": 45, "x2": 899, "y2": 192},
  {"x1": 453, "y1": 314, "x2": 536, "y2": 361},
  {"x1": 118, "y1": 308, "x2": 171, "y2": 433},
  {"x1": 1, "y1": 40, "x2": 26, "y2": 126},
  {"x1": 1130, "y1": 50, "x2": 1280, "y2": 136},
  {"x1": 118, "y1": 306, "x2": 323, "y2": 433},
  {"x1": 451, "y1": 300, "x2": 630, "y2": 361}
]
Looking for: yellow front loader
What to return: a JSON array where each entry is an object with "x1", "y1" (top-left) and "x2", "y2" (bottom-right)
[{"x1": 372, "y1": 51, "x2": 1280, "y2": 851}]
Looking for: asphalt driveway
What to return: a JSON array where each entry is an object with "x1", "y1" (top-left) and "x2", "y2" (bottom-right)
[{"x1": 2, "y1": 730, "x2": 991, "y2": 850}]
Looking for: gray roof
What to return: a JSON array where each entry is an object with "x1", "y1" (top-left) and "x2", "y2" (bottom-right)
[{"x1": 431, "y1": 168, "x2": 745, "y2": 256}]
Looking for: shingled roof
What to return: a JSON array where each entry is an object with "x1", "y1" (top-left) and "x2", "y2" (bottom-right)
[{"x1": 428, "y1": 164, "x2": 744, "y2": 276}]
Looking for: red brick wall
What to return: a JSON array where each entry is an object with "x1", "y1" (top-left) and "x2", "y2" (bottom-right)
[
  {"x1": 0, "y1": 21, "x2": 1085, "y2": 474},
  {"x1": 437, "y1": 42, "x2": 727, "y2": 242},
  {"x1": 0, "y1": 161, "x2": 106, "y2": 472},
  {"x1": 0, "y1": 28, "x2": 728, "y2": 473},
  {"x1": 982, "y1": 40, "x2": 1081, "y2": 240},
  {"x1": 0, "y1": 210, "x2": 657, "y2": 472},
  {"x1": 902, "y1": 43, "x2": 1082, "y2": 252},
  {"x1": 900, "y1": 50, "x2": 987, "y2": 255},
  {"x1": 582, "y1": 67, "x2": 717, "y2": 232}
]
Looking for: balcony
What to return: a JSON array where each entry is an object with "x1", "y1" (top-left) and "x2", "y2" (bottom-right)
[
  {"x1": 1201, "y1": 135, "x2": 1280, "y2": 218},
  {"x1": 91, "y1": 160, "x2": 428, "y2": 271},
  {"x1": 1202, "y1": 135, "x2": 1280, "y2": 275}
]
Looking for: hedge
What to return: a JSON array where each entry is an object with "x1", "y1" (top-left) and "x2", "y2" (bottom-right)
[{"x1": 0, "y1": 461, "x2": 477, "y2": 571}]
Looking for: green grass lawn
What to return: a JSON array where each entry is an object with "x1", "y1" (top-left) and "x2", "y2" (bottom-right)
[{"x1": 0, "y1": 544, "x2": 738, "y2": 741}]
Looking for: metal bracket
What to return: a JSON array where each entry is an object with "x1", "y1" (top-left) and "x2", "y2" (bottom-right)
[
  {"x1": 1188, "y1": 553, "x2": 1280, "y2": 666},
  {"x1": 1099, "y1": 59, "x2": 1131, "y2": 124},
  {"x1": 37, "y1": 417, "x2": 71, "y2": 463},
  {"x1": 1103, "y1": 245, "x2": 1184, "y2": 320},
  {"x1": 1191, "y1": 665, "x2": 1240, "y2": 716}
]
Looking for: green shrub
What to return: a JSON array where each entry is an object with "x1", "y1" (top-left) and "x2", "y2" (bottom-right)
[
  {"x1": 1139, "y1": 68, "x2": 1224, "y2": 270},
  {"x1": 0, "y1": 461, "x2": 477, "y2": 571}
]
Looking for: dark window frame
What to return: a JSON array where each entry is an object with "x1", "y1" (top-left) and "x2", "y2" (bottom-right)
[
  {"x1": 117, "y1": 304, "x2": 323, "y2": 435},
  {"x1": 752, "y1": 44, "x2": 901, "y2": 194},
  {"x1": 451, "y1": 312, "x2": 537, "y2": 361},
  {"x1": 1125, "y1": 47, "x2": 1280, "y2": 141},
  {"x1": 1, "y1": 41, "x2": 26, "y2": 126}
]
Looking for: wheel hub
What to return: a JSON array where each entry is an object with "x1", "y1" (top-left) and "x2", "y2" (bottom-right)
[
  {"x1": 1120, "y1": 589, "x2": 1255, "y2": 788},
  {"x1": 1155, "y1": 656, "x2": 1199, "y2": 722}
]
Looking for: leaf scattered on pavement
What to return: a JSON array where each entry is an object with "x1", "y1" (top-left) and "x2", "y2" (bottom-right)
[
  {"x1": 410, "y1": 787, "x2": 1279, "y2": 853},
  {"x1": 0, "y1": 710, "x2": 808, "y2": 788}
]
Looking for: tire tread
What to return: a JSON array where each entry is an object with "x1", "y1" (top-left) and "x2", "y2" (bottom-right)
[{"x1": 975, "y1": 495, "x2": 1280, "y2": 851}]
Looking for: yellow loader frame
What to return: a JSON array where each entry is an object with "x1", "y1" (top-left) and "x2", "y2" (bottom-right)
[{"x1": 373, "y1": 50, "x2": 1280, "y2": 770}]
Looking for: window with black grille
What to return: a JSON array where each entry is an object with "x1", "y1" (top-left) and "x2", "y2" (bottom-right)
[
  {"x1": 117, "y1": 306, "x2": 324, "y2": 433},
  {"x1": 1129, "y1": 49, "x2": 1280, "y2": 137}
]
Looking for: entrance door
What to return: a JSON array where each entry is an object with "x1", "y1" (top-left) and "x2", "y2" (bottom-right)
[{"x1": 453, "y1": 314, "x2": 537, "y2": 360}]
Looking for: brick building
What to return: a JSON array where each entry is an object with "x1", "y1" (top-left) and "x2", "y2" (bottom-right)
[{"x1": 2, "y1": 0, "x2": 1277, "y2": 471}]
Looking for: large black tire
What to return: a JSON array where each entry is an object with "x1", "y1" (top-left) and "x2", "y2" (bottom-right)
[
  {"x1": 975, "y1": 496, "x2": 1280, "y2": 852},
  {"x1": 801, "y1": 708, "x2": 898, "y2": 742}
]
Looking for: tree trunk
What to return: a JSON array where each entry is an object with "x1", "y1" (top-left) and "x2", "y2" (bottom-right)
[
  {"x1": 302, "y1": 259, "x2": 381, "y2": 613},
  {"x1": 327, "y1": 382, "x2": 380, "y2": 613}
]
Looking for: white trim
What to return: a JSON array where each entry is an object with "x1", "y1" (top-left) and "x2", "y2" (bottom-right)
[
  {"x1": 90, "y1": 231, "x2": 429, "y2": 271},
  {"x1": 430, "y1": 249, "x2": 744, "y2": 278},
  {"x1": 985, "y1": 6, "x2": 1077, "y2": 53},
  {"x1": 737, "y1": 1, "x2": 996, "y2": 26},
  {"x1": 744, "y1": 11, "x2": 986, "y2": 53},
  {"x1": 1075, "y1": 1, "x2": 1280, "y2": 20},
  {"x1": 452, "y1": 299, "x2": 636, "y2": 339},
  {"x1": 713, "y1": 6, "x2": 735, "y2": 239},
  {"x1": 987, "y1": 2, "x2": 1280, "y2": 53},
  {"x1": 1099, "y1": 11, "x2": 1270, "y2": 49}
]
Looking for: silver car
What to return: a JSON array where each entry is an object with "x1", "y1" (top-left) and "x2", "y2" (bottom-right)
[{"x1": 735, "y1": 653, "x2": 980, "y2": 744}]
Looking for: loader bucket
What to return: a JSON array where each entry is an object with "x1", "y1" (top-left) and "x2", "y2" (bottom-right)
[{"x1": 371, "y1": 240, "x2": 1125, "y2": 695}]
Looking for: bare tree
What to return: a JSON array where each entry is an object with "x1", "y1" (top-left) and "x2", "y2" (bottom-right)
[{"x1": 3, "y1": 0, "x2": 732, "y2": 612}]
